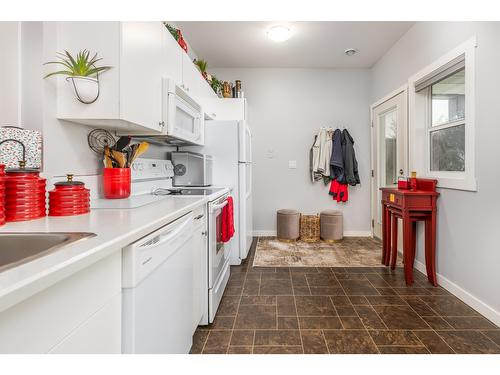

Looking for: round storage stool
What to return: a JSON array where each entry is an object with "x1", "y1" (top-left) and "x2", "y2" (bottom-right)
[
  {"x1": 277, "y1": 209, "x2": 300, "y2": 242},
  {"x1": 320, "y1": 210, "x2": 343, "y2": 242}
]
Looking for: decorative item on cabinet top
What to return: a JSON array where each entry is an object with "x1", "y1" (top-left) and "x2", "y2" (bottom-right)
[
  {"x1": 43, "y1": 50, "x2": 112, "y2": 104},
  {"x1": 0, "y1": 126, "x2": 42, "y2": 169},
  {"x1": 163, "y1": 23, "x2": 188, "y2": 53}
]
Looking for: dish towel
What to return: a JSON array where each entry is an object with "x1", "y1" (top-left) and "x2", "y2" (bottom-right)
[{"x1": 221, "y1": 196, "x2": 235, "y2": 242}]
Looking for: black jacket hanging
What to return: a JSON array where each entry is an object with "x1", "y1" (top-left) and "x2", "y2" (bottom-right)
[
  {"x1": 329, "y1": 129, "x2": 344, "y2": 182},
  {"x1": 342, "y1": 129, "x2": 360, "y2": 186}
]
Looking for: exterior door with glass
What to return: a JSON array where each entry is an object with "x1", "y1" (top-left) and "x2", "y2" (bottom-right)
[{"x1": 371, "y1": 90, "x2": 408, "y2": 239}]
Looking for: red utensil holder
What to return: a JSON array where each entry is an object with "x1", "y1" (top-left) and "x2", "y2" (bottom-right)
[
  {"x1": 103, "y1": 168, "x2": 131, "y2": 199},
  {"x1": 0, "y1": 164, "x2": 5, "y2": 226},
  {"x1": 49, "y1": 174, "x2": 90, "y2": 216}
]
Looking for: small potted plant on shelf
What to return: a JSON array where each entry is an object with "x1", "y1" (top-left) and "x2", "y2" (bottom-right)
[
  {"x1": 43, "y1": 50, "x2": 111, "y2": 104},
  {"x1": 210, "y1": 75, "x2": 223, "y2": 97},
  {"x1": 194, "y1": 59, "x2": 209, "y2": 80}
]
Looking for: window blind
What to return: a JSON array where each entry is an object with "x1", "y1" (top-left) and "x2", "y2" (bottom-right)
[{"x1": 414, "y1": 54, "x2": 465, "y2": 92}]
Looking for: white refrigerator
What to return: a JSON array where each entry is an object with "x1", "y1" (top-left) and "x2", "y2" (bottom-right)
[{"x1": 197, "y1": 120, "x2": 253, "y2": 264}]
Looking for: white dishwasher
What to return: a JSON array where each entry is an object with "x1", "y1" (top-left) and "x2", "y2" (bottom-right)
[{"x1": 122, "y1": 212, "x2": 194, "y2": 354}]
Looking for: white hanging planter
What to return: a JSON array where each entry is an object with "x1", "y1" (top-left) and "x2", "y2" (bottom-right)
[{"x1": 66, "y1": 75, "x2": 100, "y2": 104}]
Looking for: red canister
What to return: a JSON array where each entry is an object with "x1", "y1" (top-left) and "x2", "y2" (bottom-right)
[
  {"x1": 103, "y1": 168, "x2": 131, "y2": 199},
  {"x1": 49, "y1": 174, "x2": 90, "y2": 216},
  {"x1": 0, "y1": 164, "x2": 5, "y2": 226},
  {"x1": 5, "y1": 161, "x2": 46, "y2": 222}
]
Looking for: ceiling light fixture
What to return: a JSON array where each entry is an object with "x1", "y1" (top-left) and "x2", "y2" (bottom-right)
[
  {"x1": 267, "y1": 25, "x2": 291, "y2": 42},
  {"x1": 344, "y1": 48, "x2": 358, "y2": 56}
]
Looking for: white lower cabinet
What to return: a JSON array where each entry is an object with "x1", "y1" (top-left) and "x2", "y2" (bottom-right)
[
  {"x1": 192, "y1": 205, "x2": 208, "y2": 332},
  {"x1": 49, "y1": 293, "x2": 121, "y2": 354},
  {"x1": 0, "y1": 251, "x2": 122, "y2": 354}
]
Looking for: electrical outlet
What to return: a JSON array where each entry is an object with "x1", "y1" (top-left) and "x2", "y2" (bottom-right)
[
  {"x1": 288, "y1": 160, "x2": 297, "y2": 169},
  {"x1": 266, "y1": 148, "x2": 275, "y2": 159}
]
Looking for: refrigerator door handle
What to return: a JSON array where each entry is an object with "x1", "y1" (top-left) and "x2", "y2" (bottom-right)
[
  {"x1": 245, "y1": 125, "x2": 252, "y2": 164},
  {"x1": 246, "y1": 163, "x2": 252, "y2": 199}
]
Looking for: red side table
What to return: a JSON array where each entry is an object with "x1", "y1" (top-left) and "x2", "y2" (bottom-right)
[{"x1": 380, "y1": 179, "x2": 439, "y2": 286}]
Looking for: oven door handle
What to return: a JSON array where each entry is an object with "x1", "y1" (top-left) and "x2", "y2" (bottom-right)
[{"x1": 210, "y1": 200, "x2": 228, "y2": 213}]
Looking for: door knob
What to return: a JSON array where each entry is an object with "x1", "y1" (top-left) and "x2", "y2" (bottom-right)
[{"x1": 399, "y1": 169, "x2": 404, "y2": 176}]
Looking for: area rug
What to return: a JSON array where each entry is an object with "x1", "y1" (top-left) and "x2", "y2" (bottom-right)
[{"x1": 253, "y1": 237, "x2": 401, "y2": 267}]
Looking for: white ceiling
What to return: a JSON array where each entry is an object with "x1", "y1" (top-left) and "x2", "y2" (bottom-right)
[{"x1": 174, "y1": 21, "x2": 414, "y2": 69}]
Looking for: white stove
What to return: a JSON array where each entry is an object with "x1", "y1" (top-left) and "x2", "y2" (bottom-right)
[{"x1": 91, "y1": 158, "x2": 225, "y2": 209}]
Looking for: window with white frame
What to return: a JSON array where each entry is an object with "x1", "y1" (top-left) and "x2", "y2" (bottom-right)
[{"x1": 409, "y1": 38, "x2": 476, "y2": 191}]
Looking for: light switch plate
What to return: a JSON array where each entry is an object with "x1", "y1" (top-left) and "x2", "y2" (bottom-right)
[{"x1": 288, "y1": 160, "x2": 297, "y2": 169}]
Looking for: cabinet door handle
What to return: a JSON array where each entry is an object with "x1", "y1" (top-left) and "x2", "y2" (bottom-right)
[
  {"x1": 194, "y1": 214, "x2": 204, "y2": 220},
  {"x1": 202, "y1": 231, "x2": 208, "y2": 236}
]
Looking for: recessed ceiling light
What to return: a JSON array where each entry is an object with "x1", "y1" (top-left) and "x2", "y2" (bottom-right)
[
  {"x1": 267, "y1": 25, "x2": 291, "y2": 42},
  {"x1": 345, "y1": 48, "x2": 358, "y2": 56}
]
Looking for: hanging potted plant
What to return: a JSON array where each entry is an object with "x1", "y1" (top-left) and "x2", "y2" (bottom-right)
[{"x1": 43, "y1": 50, "x2": 111, "y2": 104}]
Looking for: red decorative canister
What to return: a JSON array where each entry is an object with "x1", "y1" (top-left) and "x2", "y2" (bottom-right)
[
  {"x1": 0, "y1": 164, "x2": 5, "y2": 226},
  {"x1": 49, "y1": 174, "x2": 90, "y2": 216},
  {"x1": 5, "y1": 161, "x2": 46, "y2": 222}
]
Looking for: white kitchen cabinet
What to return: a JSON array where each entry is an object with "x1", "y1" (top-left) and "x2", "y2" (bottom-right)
[
  {"x1": 181, "y1": 52, "x2": 202, "y2": 101},
  {"x1": 205, "y1": 98, "x2": 246, "y2": 121},
  {"x1": 0, "y1": 251, "x2": 121, "y2": 354},
  {"x1": 56, "y1": 22, "x2": 164, "y2": 133},
  {"x1": 192, "y1": 205, "x2": 208, "y2": 332},
  {"x1": 162, "y1": 28, "x2": 183, "y2": 84},
  {"x1": 49, "y1": 293, "x2": 121, "y2": 354},
  {"x1": 119, "y1": 22, "x2": 164, "y2": 133}
]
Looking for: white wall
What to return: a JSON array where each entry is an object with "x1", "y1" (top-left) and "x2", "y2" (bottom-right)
[
  {"x1": 211, "y1": 68, "x2": 371, "y2": 235},
  {"x1": 0, "y1": 22, "x2": 21, "y2": 126},
  {"x1": 371, "y1": 22, "x2": 500, "y2": 324}
]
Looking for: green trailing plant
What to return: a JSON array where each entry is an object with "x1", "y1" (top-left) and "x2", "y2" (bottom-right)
[
  {"x1": 43, "y1": 50, "x2": 111, "y2": 79},
  {"x1": 210, "y1": 75, "x2": 223, "y2": 96},
  {"x1": 194, "y1": 59, "x2": 208, "y2": 74},
  {"x1": 163, "y1": 22, "x2": 179, "y2": 41}
]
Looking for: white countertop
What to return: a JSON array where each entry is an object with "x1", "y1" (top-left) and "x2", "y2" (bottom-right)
[{"x1": 0, "y1": 194, "x2": 215, "y2": 313}]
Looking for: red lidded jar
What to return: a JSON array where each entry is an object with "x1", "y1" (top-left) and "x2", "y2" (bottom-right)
[
  {"x1": 49, "y1": 174, "x2": 90, "y2": 216},
  {"x1": 0, "y1": 164, "x2": 5, "y2": 226},
  {"x1": 103, "y1": 168, "x2": 131, "y2": 199},
  {"x1": 5, "y1": 161, "x2": 46, "y2": 222}
]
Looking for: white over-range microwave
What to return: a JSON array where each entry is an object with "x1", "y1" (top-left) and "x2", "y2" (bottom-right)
[
  {"x1": 128, "y1": 78, "x2": 204, "y2": 145},
  {"x1": 163, "y1": 78, "x2": 204, "y2": 145}
]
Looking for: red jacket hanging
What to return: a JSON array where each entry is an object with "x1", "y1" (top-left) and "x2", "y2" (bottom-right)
[
  {"x1": 329, "y1": 179, "x2": 349, "y2": 202},
  {"x1": 221, "y1": 196, "x2": 235, "y2": 242}
]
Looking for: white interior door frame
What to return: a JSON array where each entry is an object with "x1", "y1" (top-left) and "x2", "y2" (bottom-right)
[{"x1": 370, "y1": 84, "x2": 408, "y2": 238}]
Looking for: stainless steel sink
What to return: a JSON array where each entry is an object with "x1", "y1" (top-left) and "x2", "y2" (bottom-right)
[{"x1": 0, "y1": 232, "x2": 96, "y2": 272}]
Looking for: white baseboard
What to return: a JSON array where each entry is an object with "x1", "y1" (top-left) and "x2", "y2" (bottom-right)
[
  {"x1": 252, "y1": 230, "x2": 372, "y2": 237},
  {"x1": 414, "y1": 260, "x2": 500, "y2": 327}
]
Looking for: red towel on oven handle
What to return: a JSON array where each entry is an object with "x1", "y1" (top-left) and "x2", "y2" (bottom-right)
[{"x1": 221, "y1": 196, "x2": 235, "y2": 242}]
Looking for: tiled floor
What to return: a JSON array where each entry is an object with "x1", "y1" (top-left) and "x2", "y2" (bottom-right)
[{"x1": 190, "y1": 238, "x2": 500, "y2": 354}]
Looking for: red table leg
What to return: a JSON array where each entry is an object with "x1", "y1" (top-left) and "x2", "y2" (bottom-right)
[
  {"x1": 390, "y1": 215, "x2": 398, "y2": 270},
  {"x1": 402, "y1": 211, "x2": 414, "y2": 285},
  {"x1": 411, "y1": 221, "x2": 417, "y2": 266},
  {"x1": 425, "y1": 211, "x2": 438, "y2": 286},
  {"x1": 384, "y1": 206, "x2": 392, "y2": 267},
  {"x1": 381, "y1": 203, "x2": 387, "y2": 265}
]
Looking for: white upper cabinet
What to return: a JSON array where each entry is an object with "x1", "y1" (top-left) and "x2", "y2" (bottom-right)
[
  {"x1": 162, "y1": 28, "x2": 182, "y2": 84},
  {"x1": 120, "y1": 22, "x2": 164, "y2": 132},
  {"x1": 56, "y1": 22, "x2": 221, "y2": 134},
  {"x1": 57, "y1": 22, "x2": 164, "y2": 133}
]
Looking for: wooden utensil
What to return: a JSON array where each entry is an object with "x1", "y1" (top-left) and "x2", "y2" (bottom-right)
[
  {"x1": 111, "y1": 150, "x2": 127, "y2": 168},
  {"x1": 128, "y1": 142, "x2": 149, "y2": 166},
  {"x1": 104, "y1": 146, "x2": 114, "y2": 168}
]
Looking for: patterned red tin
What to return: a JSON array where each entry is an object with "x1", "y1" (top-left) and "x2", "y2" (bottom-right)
[
  {"x1": 0, "y1": 164, "x2": 5, "y2": 226},
  {"x1": 48, "y1": 174, "x2": 90, "y2": 216},
  {"x1": 5, "y1": 162, "x2": 46, "y2": 222}
]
